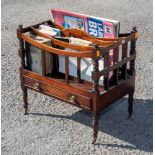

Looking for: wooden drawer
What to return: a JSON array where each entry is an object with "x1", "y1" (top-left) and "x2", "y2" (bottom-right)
[{"x1": 23, "y1": 76, "x2": 92, "y2": 110}]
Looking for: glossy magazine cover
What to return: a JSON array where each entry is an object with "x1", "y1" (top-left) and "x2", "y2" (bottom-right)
[{"x1": 50, "y1": 8, "x2": 115, "y2": 38}]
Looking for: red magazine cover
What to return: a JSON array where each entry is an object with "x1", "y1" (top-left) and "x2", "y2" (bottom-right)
[{"x1": 50, "y1": 8, "x2": 116, "y2": 38}]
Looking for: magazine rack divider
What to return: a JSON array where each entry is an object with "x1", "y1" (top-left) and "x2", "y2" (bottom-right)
[{"x1": 17, "y1": 20, "x2": 138, "y2": 144}]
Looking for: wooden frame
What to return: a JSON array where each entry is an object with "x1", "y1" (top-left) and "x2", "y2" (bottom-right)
[{"x1": 17, "y1": 20, "x2": 138, "y2": 144}]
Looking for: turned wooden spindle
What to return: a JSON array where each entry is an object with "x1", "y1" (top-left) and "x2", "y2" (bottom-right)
[
  {"x1": 104, "y1": 50, "x2": 110, "y2": 90},
  {"x1": 130, "y1": 27, "x2": 137, "y2": 76},
  {"x1": 77, "y1": 57, "x2": 81, "y2": 82},
  {"x1": 113, "y1": 47, "x2": 119, "y2": 85},
  {"x1": 18, "y1": 25, "x2": 26, "y2": 69},
  {"x1": 122, "y1": 41, "x2": 128, "y2": 80},
  {"x1": 92, "y1": 45, "x2": 100, "y2": 144},
  {"x1": 65, "y1": 56, "x2": 69, "y2": 84},
  {"x1": 92, "y1": 44, "x2": 99, "y2": 92},
  {"x1": 92, "y1": 59, "x2": 99, "y2": 92},
  {"x1": 128, "y1": 27, "x2": 137, "y2": 118},
  {"x1": 17, "y1": 25, "x2": 28, "y2": 115}
]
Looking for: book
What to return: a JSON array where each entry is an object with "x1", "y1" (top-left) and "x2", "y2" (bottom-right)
[
  {"x1": 69, "y1": 37, "x2": 92, "y2": 46},
  {"x1": 25, "y1": 34, "x2": 53, "y2": 75},
  {"x1": 50, "y1": 8, "x2": 120, "y2": 38},
  {"x1": 39, "y1": 25, "x2": 61, "y2": 36}
]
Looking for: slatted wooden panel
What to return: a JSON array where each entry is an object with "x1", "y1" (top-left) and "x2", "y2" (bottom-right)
[
  {"x1": 104, "y1": 51, "x2": 110, "y2": 90},
  {"x1": 113, "y1": 47, "x2": 119, "y2": 85},
  {"x1": 122, "y1": 41, "x2": 128, "y2": 79}
]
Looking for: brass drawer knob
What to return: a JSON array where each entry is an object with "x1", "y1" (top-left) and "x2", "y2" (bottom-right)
[
  {"x1": 33, "y1": 82, "x2": 40, "y2": 91},
  {"x1": 69, "y1": 95, "x2": 76, "y2": 103}
]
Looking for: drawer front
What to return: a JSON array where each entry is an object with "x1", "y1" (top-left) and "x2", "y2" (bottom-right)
[{"x1": 23, "y1": 76, "x2": 92, "y2": 110}]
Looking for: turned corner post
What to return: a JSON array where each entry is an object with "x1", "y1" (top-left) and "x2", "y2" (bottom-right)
[
  {"x1": 17, "y1": 25, "x2": 25, "y2": 68},
  {"x1": 128, "y1": 27, "x2": 138, "y2": 118},
  {"x1": 130, "y1": 27, "x2": 138, "y2": 76},
  {"x1": 17, "y1": 25, "x2": 28, "y2": 115},
  {"x1": 91, "y1": 45, "x2": 100, "y2": 144}
]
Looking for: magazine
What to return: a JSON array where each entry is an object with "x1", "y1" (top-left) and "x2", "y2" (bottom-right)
[{"x1": 50, "y1": 8, "x2": 120, "y2": 38}]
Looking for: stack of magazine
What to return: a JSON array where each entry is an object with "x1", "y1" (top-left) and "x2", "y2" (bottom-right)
[{"x1": 26, "y1": 9, "x2": 120, "y2": 84}]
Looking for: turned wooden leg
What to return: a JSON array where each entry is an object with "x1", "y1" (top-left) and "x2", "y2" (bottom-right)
[
  {"x1": 22, "y1": 87, "x2": 28, "y2": 115},
  {"x1": 128, "y1": 91, "x2": 134, "y2": 118},
  {"x1": 92, "y1": 114, "x2": 99, "y2": 144}
]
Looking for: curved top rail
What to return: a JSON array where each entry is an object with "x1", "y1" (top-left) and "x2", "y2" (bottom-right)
[
  {"x1": 31, "y1": 27, "x2": 93, "y2": 51},
  {"x1": 21, "y1": 33, "x2": 93, "y2": 58},
  {"x1": 61, "y1": 28, "x2": 118, "y2": 46},
  {"x1": 119, "y1": 33, "x2": 135, "y2": 42}
]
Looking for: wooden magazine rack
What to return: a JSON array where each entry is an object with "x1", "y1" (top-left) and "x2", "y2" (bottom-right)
[{"x1": 17, "y1": 20, "x2": 138, "y2": 144}]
